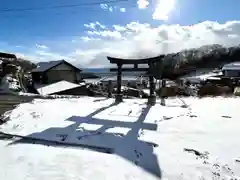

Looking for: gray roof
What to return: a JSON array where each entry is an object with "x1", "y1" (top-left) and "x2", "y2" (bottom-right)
[
  {"x1": 222, "y1": 62, "x2": 240, "y2": 71},
  {"x1": 32, "y1": 60, "x2": 81, "y2": 72}
]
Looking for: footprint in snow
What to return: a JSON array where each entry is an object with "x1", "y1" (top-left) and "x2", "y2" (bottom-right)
[
  {"x1": 185, "y1": 148, "x2": 237, "y2": 178},
  {"x1": 189, "y1": 115, "x2": 198, "y2": 118},
  {"x1": 146, "y1": 141, "x2": 158, "y2": 147},
  {"x1": 154, "y1": 116, "x2": 173, "y2": 123},
  {"x1": 134, "y1": 149, "x2": 143, "y2": 165},
  {"x1": 56, "y1": 134, "x2": 68, "y2": 141},
  {"x1": 13, "y1": 124, "x2": 20, "y2": 129},
  {"x1": 222, "y1": 115, "x2": 232, "y2": 119},
  {"x1": 235, "y1": 159, "x2": 240, "y2": 163},
  {"x1": 138, "y1": 129, "x2": 145, "y2": 137},
  {"x1": 163, "y1": 116, "x2": 173, "y2": 120}
]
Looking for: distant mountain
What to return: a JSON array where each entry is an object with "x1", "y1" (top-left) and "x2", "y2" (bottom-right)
[{"x1": 82, "y1": 68, "x2": 109, "y2": 73}]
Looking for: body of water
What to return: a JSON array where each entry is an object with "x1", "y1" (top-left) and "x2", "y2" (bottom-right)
[{"x1": 82, "y1": 68, "x2": 146, "y2": 78}]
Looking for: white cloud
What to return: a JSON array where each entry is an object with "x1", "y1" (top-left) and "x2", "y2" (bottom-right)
[
  {"x1": 100, "y1": 3, "x2": 126, "y2": 13},
  {"x1": 137, "y1": 0, "x2": 176, "y2": 21},
  {"x1": 100, "y1": 3, "x2": 114, "y2": 12},
  {"x1": 35, "y1": 50, "x2": 72, "y2": 61},
  {"x1": 137, "y1": 0, "x2": 149, "y2": 9},
  {"x1": 100, "y1": 4, "x2": 108, "y2": 9},
  {"x1": 113, "y1": 25, "x2": 126, "y2": 31},
  {"x1": 153, "y1": 0, "x2": 176, "y2": 21},
  {"x1": 83, "y1": 21, "x2": 106, "y2": 30},
  {"x1": 16, "y1": 21, "x2": 240, "y2": 68},
  {"x1": 96, "y1": 21, "x2": 106, "y2": 29},
  {"x1": 80, "y1": 36, "x2": 101, "y2": 42},
  {"x1": 109, "y1": 6, "x2": 113, "y2": 12},
  {"x1": 84, "y1": 23, "x2": 96, "y2": 29},
  {"x1": 120, "y1": 8, "x2": 126, "y2": 12},
  {"x1": 36, "y1": 44, "x2": 48, "y2": 49},
  {"x1": 87, "y1": 30, "x2": 122, "y2": 40}
]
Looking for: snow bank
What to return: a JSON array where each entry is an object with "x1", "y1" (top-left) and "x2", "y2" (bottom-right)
[
  {"x1": 0, "y1": 75, "x2": 21, "y2": 92},
  {"x1": 1, "y1": 97, "x2": 240, "y2": 179},
  {"x1": 18, "y1": 92, "x2": 86, "y2": 99}
]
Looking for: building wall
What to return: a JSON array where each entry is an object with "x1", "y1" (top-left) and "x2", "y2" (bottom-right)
[
  {"x1": 223, "y1": 70, "x2": 240, "y2": 77},
  {"x1": 46, "y1": 70, "x2": 76, "y2": 84},
  {"x1": 50, "y1": 63, "x2": 74, "y2": 71},
  {"x1": 32, "y1": 72, "x2": 43, "y2": 83},
  {"x1": 45, "y1": 63, "x2": 81, "y2": 84}
]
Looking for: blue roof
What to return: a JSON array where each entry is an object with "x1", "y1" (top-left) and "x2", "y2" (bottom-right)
[{"x1": 32, "y1": 60, "x2": 81, "y2": 72}]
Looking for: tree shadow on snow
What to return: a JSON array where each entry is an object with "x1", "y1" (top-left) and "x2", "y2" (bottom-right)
[{"x1": 8, "y1": 102, "x2": 161, "y2": 178}]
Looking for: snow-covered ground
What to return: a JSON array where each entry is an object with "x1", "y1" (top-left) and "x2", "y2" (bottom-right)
[{"x1": 1, "y1": 97, "x2": 240, "y2": 180}]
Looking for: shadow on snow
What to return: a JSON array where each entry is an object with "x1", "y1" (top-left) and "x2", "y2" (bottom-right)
[{"x1": 8, "y1": 102, "x2": 161, "y2": 178}]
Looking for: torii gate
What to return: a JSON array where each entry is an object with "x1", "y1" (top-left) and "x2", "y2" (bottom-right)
[{"x1": 107, "y1": 55, "x2": 165, "y2": 105}]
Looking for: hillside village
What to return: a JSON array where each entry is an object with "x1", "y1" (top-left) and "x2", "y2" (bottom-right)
[
  {"x1": 1, "y1": 44, "x2": 240, "y2": 117},
  {"x1": 1, "y1": 44, "x2": 240, "y2": 98}
]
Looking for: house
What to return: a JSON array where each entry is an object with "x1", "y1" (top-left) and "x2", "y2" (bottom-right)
[
  {"x1": 222, "y1": 62, "x2": 240, "y2": 78},
  {"x1": 31, "y1": 60, "x2": 82, "y2": 84}
]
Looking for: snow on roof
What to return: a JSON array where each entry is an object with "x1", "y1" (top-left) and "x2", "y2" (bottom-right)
[
  {"x1": 1, "y1": 97, "x2": 240, "y2": 179},
  {"x1": 36, "y1": 80, "x2": 82, "y2": 95},
  {"x1": 222, "y1": 62, "x2": 240, "y2": 70}
]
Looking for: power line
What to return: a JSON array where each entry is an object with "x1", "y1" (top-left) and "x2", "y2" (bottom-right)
[
  {"x1": 0, "y1": 0, "x2": 129, "y2": 13},
  {"x1": 0, "y1": 2, "x2": 137, "y2": 20}
]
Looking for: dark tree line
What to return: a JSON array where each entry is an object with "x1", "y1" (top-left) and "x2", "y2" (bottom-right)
[
  {"x1": 158, "y1": 44, "x2": 240, "y2": 79},
  {"x1": 12, "y1": 58, "x2": 37, "y2": 72}
]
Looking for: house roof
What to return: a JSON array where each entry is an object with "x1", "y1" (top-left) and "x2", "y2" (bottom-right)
[
  {"x1": 35, "y1": 80, "x2": 84, "y2": 95},
  {"x1": 32, "y1": 60, "x2": 81, "y2": 73},
  {"x1": 222, "y1": 62, "x2": 240, "y2": 71}
]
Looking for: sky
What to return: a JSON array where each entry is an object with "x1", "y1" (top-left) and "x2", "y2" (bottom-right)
[{"x1": 0, "y1": 0, "x2": 240, "y2": 67}]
